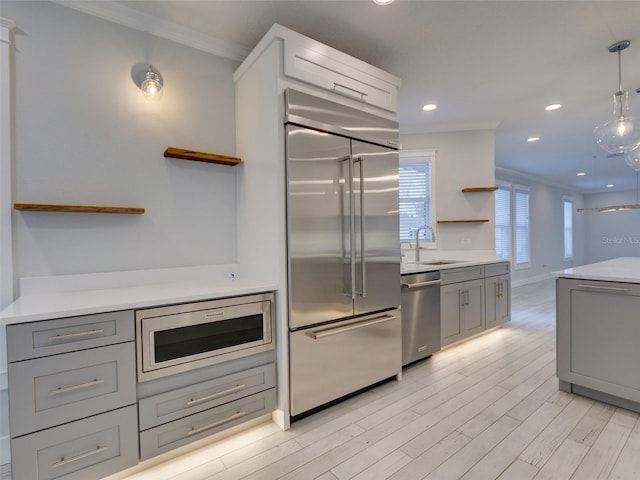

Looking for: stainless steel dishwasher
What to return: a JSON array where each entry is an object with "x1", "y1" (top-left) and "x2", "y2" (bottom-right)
[{"x1": 401, "y1": 270, "x2": 442, "y2": 365}]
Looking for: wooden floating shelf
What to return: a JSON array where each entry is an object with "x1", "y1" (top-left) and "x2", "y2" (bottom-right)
[
  {"x1": 437, "y1": 219, "x2": 490, "y2": 224},
  {"x1": 461, "y1": 187, "x2": 499, "y2": 192},
  {"x1": 164, "y1": 147, "x2": 242, "y2": 166},
  {"x1": 14, "y1": 203, "x2": 145, "y2": 214}
]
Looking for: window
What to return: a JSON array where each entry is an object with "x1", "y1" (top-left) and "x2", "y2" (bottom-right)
[
  {"x1": 495, "y1": 185, "x2": 511, "y2": 259},
  {"x1": 514, "y1": 185, "x2": 530, "y2": 266},
  {"x1": 399, "y1": 150, "x2": 435, "y2": 242},
  {"x1": 563, "y1": 197, "x2": 573, "y2": 260},
  {"x1": 494, "y1": 182, "x2": 530, "y2": 268}
]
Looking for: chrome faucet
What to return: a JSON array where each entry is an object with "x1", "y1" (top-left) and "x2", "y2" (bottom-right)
[{"x1": 415, "y1": 225, "x2": 435, "y2": 262}]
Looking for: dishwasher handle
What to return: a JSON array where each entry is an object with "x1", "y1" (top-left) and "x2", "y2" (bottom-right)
[{"x1": 402, "y1": 279, "x2": 442, "y2": 289}]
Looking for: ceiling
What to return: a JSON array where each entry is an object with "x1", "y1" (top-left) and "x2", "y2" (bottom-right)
[{"x1": 105, "y1": 1, "x2": 640, "y2": 193}]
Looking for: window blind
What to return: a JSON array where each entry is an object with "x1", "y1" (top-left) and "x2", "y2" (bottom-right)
[
  {"x1": 514, "y1": 187, "x2": 530, "y2": 265},
  {"x1": 563, "y1": 199, "x2": 573, "y2": 259},
  {"x1": 495, "y1": 186, "x2": 511, "y2": 259},
  {"x1": 399, "y1": 159, "x2": 433, "y2": 241}
]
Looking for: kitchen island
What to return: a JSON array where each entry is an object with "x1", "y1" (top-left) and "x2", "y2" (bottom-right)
[{"x1": 556, "y1": 257, "x2": 640, "y2": 413}]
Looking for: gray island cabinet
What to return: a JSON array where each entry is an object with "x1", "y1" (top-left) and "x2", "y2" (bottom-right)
[{"x1": 556, "y1": 257, "x2": 640, "y2": 412}]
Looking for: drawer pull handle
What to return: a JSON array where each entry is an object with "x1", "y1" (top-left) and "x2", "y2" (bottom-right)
[
  {"x1": 307, "y1": 315, "x2": 396, "y2": 340},
  {"x1": 47, "y1": 329, "x2": 104, "y2": 341},
  {"x1": 332, "y1": 82, "x2": 368, "y2": 99},
  {"x1": 187, "y1": 384, "x2": 247, "y2": 406},
  {"x1": 187, "y1": 411, "x2": 247, "y2": 436},
  {"x1": 577, "y1": 284, "x2": 629, "y2": 293},
  {"x1": 53, "y1": 445, "x2": 109, "y2": 468},
  {"x1": 51, "y1": 378, "x2": 105, "y2": 395}
]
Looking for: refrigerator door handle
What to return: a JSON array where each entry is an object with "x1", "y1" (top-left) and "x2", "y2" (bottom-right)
[
  {"x1": 354, "y1": 157, "x2": 366, "y2": 297},
  {"x1": 342, "y1": 155, "x2": 357, "y2": 300},
  {"x1": 305, "y1": 314, "x2": 397, "y2": 339}
]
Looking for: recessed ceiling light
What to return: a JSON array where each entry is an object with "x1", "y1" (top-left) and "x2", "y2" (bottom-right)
[
  {"x1": 373, "y1": 0, "x2": 394, "y2": 5},
  {"x1": 422, "y1": 104, "x2": 437, "y2": 111},
  {"x1": 576, "y1": 172, "x2": 586, "y2": 176},
  {"x1": 606, "y1": 184, "x2": 615, "y2": 188},
  {"x1": 527, "y1": 137, "x2": 540, "y2": 142},
  {"x1": 545, "y1": 104, "x2": 562, "y2": 111}
]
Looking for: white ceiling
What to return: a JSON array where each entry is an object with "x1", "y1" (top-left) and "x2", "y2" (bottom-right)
[{"x1": 108, "y1": 0, "x2": 640, "y2": 193}]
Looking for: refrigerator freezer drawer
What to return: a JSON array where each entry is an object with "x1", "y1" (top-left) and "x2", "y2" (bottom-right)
[{"x1": 289, "y1": 310, "x2": 401, "y2": 416}]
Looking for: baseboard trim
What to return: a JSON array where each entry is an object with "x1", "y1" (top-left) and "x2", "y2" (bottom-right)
[{"x1": 0, "y1": 435, "x2": 9, "y2": 468}]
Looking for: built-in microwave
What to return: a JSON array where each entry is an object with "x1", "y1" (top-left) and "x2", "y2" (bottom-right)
[{"x1": 135, "y1": 292, "x2": 274, "y2": 382}]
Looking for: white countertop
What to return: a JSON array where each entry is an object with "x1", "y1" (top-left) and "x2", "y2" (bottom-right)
[
  {"x1": 555, "y1": 257, "x2": 640, "y2": 284},
  {"x1": 401, "y1": 258, "x2": 507, "y2": 275},
  {"x1": 1, "y1": 276, "x2": 277, "y2": 325}
]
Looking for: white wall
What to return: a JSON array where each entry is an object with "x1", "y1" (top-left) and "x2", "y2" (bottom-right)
[
  {"x1": 583, "y1": 189, "x2": 640, "y2": 262},
  {"x1": 3, "y1": 0, "x2": 239, "y2": 282},
  {"x1": 496, "y1": 170, "x2": 585, "y2": 285},
  {"x1": 0, "y1": 1, "x2": 240, "y2": 465},
  {"x1": 400, "y1": 130, "x2": 496, "y2": 252}
]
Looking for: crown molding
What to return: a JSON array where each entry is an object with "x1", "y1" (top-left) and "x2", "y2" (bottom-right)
[
  {"x1": 495, "y1": 165, "x2": 582, "y2": 194},
  {"x1": 50, "y1": 1, "x2": 251, "y2": 62}
]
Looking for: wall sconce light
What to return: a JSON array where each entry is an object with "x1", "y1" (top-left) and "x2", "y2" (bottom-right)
[{"x1": 132, "y1": 64, "x2": 163, "y2": 100}]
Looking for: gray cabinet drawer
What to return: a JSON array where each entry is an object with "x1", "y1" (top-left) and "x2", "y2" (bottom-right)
[
  {"x1": 140, "y1": 388, "x2": 276, "y2": 459},
  {"x1": 485, "y1": 262, "x2": 510, "y2": 278},
  {"x1": 440, "y1": 265, "x2": 485, "y2": 285},
  {"x1": 7, "y1": 310, "x2": 134, "y2": 362},
  {"x1": 11, "y1": 405, "x2": 138, "y2": 480},
  {"x1": 9, "y1": 342, "x2": 136, "y2": 436},
  {"x1": 139, "y1": 363, "x2": 276, "y2": 430}
]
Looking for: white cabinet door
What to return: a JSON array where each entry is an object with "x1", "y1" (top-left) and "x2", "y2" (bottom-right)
[{"x1": 283, "y1": 40, "x2": 399, "y2": 112}]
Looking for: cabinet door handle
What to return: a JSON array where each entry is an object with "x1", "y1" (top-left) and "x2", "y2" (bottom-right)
[
  {"x1": 47, "y1": 329, "x2": 104, "y2": 341},
  {"x1": 52, "y1": 445, "x2": 108, "y2": 468},
  {"x1": 51, "y1": 378, "x2": 105, "y2": 396},
  {"x1": 187, "y1": 411, "x2": 247, "y2": 436},
  {"x1": 577, "y1": 284, "x2": 629, "y2": 293},
  {"x1": 186, "y1": 384, "x2": 247, "y2": 406},
  {"x1": 333, "y1": 82, "x2": 368, "y2": 99}
]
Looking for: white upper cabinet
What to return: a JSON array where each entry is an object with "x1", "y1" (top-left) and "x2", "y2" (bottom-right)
[{"x1": 234, "y1": 24, "x2": 401, "y2": 114}]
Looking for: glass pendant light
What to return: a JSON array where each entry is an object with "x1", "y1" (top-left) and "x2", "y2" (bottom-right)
[
  {"x1": 594, "y1": 40, "x2": 640, "y2": 154},
  {"x1": 624, "y1": 148, "x2": 640, "y2": 172}
]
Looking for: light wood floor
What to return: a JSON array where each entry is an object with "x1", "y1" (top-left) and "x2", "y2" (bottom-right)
[{"x1": 107, "y1": 281, "x2": 638, "y2": 479}]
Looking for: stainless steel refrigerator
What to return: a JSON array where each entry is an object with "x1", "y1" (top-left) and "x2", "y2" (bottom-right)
[{"x1": 285, "y1": 89, "x2": 401, "y2": 417}]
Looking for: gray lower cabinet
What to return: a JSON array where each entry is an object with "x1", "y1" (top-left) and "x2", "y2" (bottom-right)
[
  {"x1": 485, "y1": 273, "x2": 510, "y2": 329},
  {"x1": 7, "y1": 310, "x2": 138, "y2": 479},
  {"x1": 11, "y1": 405, "x2": 138, "y2": 480},
  {"x1": 557, "y1": 278, "x2": 640, "y2": 406},
  {"x1": 140, "y1": 389, "x2": 276, "y2": 459},
  {"x1": 441, "y1": 279, "x2": 485, "y2": 345},
  {"x1": 8, "y1": 342, "x2": 136, "y2": 437},
  {"x1": 440, "y1": 262, "x2": 510, "y2": 347}
]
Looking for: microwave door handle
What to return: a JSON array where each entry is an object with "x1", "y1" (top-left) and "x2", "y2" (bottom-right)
[{"x1": 355, "y1": 157, "x2": 366, "y2": 297}]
